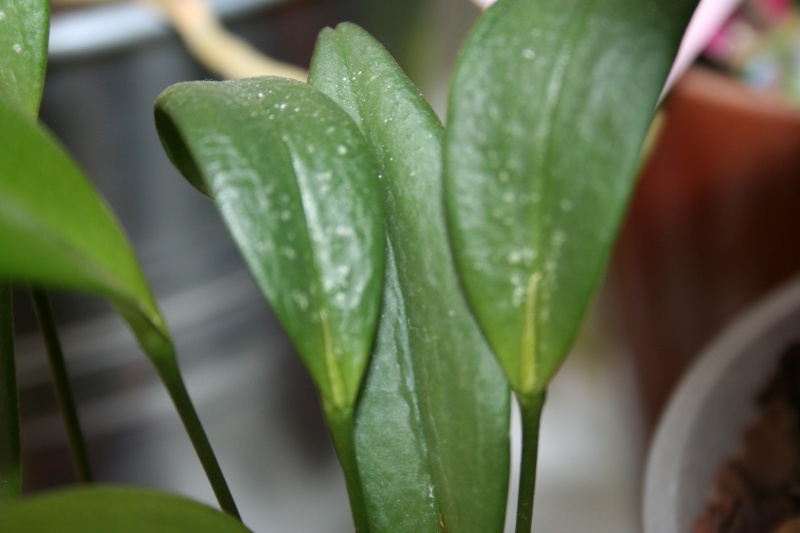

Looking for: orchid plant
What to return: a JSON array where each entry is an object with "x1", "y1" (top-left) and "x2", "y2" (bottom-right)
[{"x1": 1, "y1": 0, "x2": 698, "y2": 531}]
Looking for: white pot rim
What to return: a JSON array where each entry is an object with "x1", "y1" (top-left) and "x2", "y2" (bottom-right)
[{"x1": 643, "y1": 275, "x2": 800, "y2": 533}]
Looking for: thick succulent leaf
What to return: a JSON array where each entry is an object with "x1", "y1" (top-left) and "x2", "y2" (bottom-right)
[
  {"x1": 347, "y1": 246, "x2": 440, "y2": 532},
  {"x1": 0, "y1": 283, "x2": 19, "y2": 502},
  {"x1": 310, "y1": 23, "x2": 510, "y2": 533},
  {"x1": 0, "y1": 486, "x2": 252, "y2": 532},
  {"x1": 0, "y1": 100, "x2": 171, "y2": 360},
  {"x1": 155, "y1": 78, "x2": 384, "y2": 411},
  {"x1": 0, "y1": 0, "x2": 49, "y2": 117},
  {"x1": 444, "y1": 0, "x2": 698, "y2": 395}
]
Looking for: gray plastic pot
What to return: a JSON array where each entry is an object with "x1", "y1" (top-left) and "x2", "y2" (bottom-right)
[{"x1": 643, "y1": 276, "x2": 800, "y2": 533}]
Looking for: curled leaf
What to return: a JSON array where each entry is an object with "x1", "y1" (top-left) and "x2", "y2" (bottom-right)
[{"x1": 156, "y1": 77, "x2": 385, "y2": 413}]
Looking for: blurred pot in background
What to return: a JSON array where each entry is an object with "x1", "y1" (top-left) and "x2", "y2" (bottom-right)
[
  {"x1": 643, "y1": 276, "x2": 800, "y2": 533},
  {"x1": 613, "y1": 64, "x2": 800, "y2": 429}
]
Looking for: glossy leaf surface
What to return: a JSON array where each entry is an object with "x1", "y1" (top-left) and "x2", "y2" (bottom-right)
[
  {"x1": 310, "y1": 24, "x2": 510, "y2": 533},
  {"x1": 0, "y1": 0, "x2": 48, "y2": 117},
  {"x1": 445, "y1": 0, "x2": 698, "y2": 395},
  {"x1": 155, "y1": 77, "x2": 384, "y2": 412},
  {"x1": 0, "y1": 486, "x2": 252, "y2": 532}
]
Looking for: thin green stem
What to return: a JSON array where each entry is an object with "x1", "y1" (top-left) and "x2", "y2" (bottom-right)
[
  {"x1": 514, "y1": 391, "x2": 546, "y2": 533},
  {"x1": 0, "y1": 283, "x2": 21, "y2": 501},
  {"x1": 155, "y1": 357, "x2": 241, "y2": 520},
  {"x1": 30, "y1": 288, "x2": 93, "y2": 484},
  {"x1": 325, "y1": 405, "x2": 370, "y2": 533}
]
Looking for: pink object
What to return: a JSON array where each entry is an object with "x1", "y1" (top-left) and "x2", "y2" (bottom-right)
[
  {"x1": 469, "y1": 0, "x2": 746, "y2": 98},
  {"x1": 663, "y1": 0, "x2": 744, "y2": 97},
  {"x1": 762, "y1": 0, "x2": 791, "y2": 20}
]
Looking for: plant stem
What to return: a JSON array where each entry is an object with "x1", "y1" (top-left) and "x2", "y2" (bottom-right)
[
  {"x1": 514, "y1": 391, "x2": 546, "y2": 533},
  {"x1": 325, "y1": 405, "x2": 370, "y2": 533},
  {"x1": 0, "y1": 284, "x2": 21, "y2": 501},
  {"x1": 155, "y1": 357, "x2": 241, "y2": 520},
  {"x1": 30, "y1": 289, "x2": 93, "y2": 484}
]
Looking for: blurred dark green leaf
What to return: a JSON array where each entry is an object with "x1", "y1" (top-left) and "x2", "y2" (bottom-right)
[
  {"x1": 155, "y1": 77, "x2": 385, "y2": 413},
  {"x1": 0, "y1": 0, "x2": 48, "y2": 117},
  {"x1": 0, "y1": 0, "x2": 49, "y2": 501},
  {"x1": 0, "y1": 283, "x2": 19, "y2": 502},
  {"x1": 0, "y1": 100, "x2": 171, "y2": 359},
  {"x1": 0, "y1": 99, "x2": 248, "y2": 514},
  {"x1": 0, "y1": 1, "x2": 238, "y2": 515},
  {"x1": 444, "y1": 0, "x2": 698, "y2": 395},
  {"x1": 0, "y1": 486, "x2": 252, "y2": 532},
  {"x1": 310, "y1": 23, "x2": 510, "y2": 533}
]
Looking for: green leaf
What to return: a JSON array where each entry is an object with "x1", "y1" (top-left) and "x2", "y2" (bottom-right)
[
  {"x1": 0, "y1": 0, "x2": 49, "y2": 117},
  {"x1": 0, "y1": 2, "x2": 50, "y2": 499},
  {"x1": 0, "y1": 100, "x2": 240, "y2": 516},
  {"x1": 155, "y1": 77, "x2": 385, "y2": 414},
  {"x1": 0, "y1": 100, "x2": 171, "y2": 359},
  {"x1": 0, "y1": 283, "x2": 20, "y2": 502},
  {"x1": 0, "y1": 486, "x2": 252, "y2": 532},
  {"x1": 310, "y1": 23, "x2": 510, "y2": 533},
  {"x1": 155, "y1": 77, "x2": 385, "y2": 530},
  {"x1": 444, "y1": 0, "x2": 698, "y2": 395},
  {"x1": 0, "y1": 5, "x2": 237, "y2": 513},
  {"x1": 0, "y1": 2, "x2": 46, "y2": 501}
]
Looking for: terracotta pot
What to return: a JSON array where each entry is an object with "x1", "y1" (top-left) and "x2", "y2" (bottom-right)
[
  {"x1": 643, "y1": 276, "x2": 800, "y2": 533},
  {"x1": 612, "y1": 67, "x2": 800, "y2": 428}
]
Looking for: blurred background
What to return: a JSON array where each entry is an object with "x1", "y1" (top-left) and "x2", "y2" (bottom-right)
[{"x1": 12, "y1": 0, "x2": 800, "y2": 531}]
